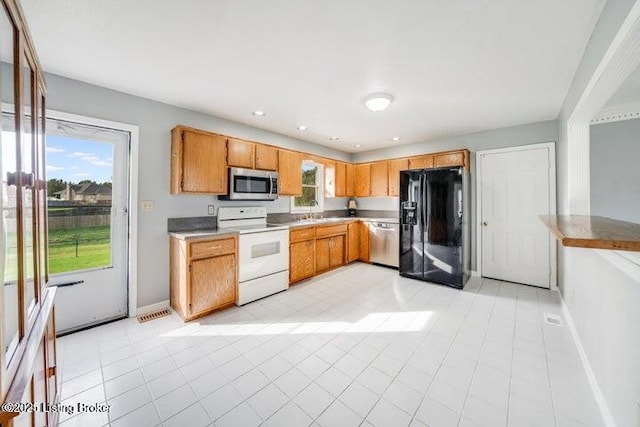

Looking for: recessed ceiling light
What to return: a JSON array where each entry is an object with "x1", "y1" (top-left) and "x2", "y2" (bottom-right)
[
  {"x1": 391, "y1": 136, "x2": 401, "y2": 142},
  {"x1": 363, "y1": 93, "x2": 393, "y2": 112},
  {"x1": 252, "y1": 111, "x2": 265, "y2": 117},
  {"x1": 297, "y1": 125, "x2": 307, "y2": 131},
  {"x1": 329, "y1": 136, "x2": 339, "y2": 141},
  {"x1": 354, "y1": 144, "x2": 362, "y2": 148}
]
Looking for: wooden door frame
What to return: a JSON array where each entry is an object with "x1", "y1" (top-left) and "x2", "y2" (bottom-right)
[
  {"x1": 475, "y1": 141, "x2": 557, "y2": 289},
  {"x1": 45, "y1": 109, "x2": 140, "y2": 317}
]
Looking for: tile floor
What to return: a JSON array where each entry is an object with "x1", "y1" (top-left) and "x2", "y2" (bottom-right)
[{"x1": 56, "y1": 263, "x2": 603, "y2": 427}]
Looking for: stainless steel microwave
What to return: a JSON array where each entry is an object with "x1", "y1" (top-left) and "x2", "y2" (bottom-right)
[{"x1": 220, "y1": 167, "x2": 279, "y2": 200}]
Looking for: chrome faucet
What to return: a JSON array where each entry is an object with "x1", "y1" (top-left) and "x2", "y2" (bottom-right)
[{"x1": 309, "y1": 200, "x2": 319, "y2": 219}]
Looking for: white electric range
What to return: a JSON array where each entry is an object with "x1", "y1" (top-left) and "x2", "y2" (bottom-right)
[{"x1": 217, "y1": 207, "x2": 289, "y2": 305}]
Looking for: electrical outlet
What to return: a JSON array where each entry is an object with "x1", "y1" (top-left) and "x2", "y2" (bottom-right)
[
  {"x1": 207, "y1": 205, "x2": 215, "y2": 215},
  {"x1": 141, "y1": 200, "x2": 154, "y2": 212}
]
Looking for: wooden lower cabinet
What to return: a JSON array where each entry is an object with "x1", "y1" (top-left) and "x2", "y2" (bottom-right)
[
  {"x1": 329, "y1": 235, "x2": 345, "y2": 268},
  {"x1": 170, "y1": 235, "x2": 238, "y2": 321},
  {"x1": 289, "y1": 223, "x2": 351, "y2": 284},
  {"x1": 315, "y1": 238, "x2": 331, "y2": 273},
  {"x1": 359, "y1": 222, "x2": 370, "y2": 262},
  {"x1": 347, "y1": 222, "x2": 359, "y2": 263},
  {"x1": 190, "y1": 254, "x2": 236, "y2": 316},
  {"x1": 290, "y1": 240, "x2": 315, "y2": 283},
  {"x1": 316, "y1": 235, "x2": 345, "y2": 273}
]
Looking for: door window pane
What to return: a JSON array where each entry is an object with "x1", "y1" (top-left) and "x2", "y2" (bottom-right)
[
  {"x1": 1, "y1": 4, "x2": 19, "y2": 363},
  {"x1": 46, "y1": 129, "x2": 114, "y2": 274},
  {"x1": 22, "y1": 53, "x2": 37, "y2": 315}
]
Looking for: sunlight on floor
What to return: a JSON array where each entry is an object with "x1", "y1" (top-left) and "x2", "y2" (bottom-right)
[{"x1": 161, "y1": 311, "x2": 434, "y2": 338}]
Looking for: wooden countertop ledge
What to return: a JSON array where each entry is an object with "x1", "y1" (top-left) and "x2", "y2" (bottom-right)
[{"x1": 539, "y1": 215, "x2": 640, "y2": 251}]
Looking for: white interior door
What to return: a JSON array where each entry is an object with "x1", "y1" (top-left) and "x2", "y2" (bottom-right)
[
  {"x1": 479, "y1": 144, "x2": 555, "y2": 288},
  {"x1": 45, "y1": 117, "x2": 130, "y2": 333}
]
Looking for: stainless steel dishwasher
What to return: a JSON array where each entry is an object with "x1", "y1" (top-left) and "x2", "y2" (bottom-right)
[{"x1": 368, "y1": 220, "x2": 399, "y2": 268}]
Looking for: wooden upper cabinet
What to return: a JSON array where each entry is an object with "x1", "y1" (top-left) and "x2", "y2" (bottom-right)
[
  {"x1": 388, "y1": 158, "x2": 408, "y2": 197},
  {"x1": 355, "y1": 163, "x2": 371, "y2": 197},
  {"x1": 334, "y1": 161, "x2": 347, "y2": 197},
  {"x1": 171, "y1": 127, "x2": 228, "y2": 194},
  {"x1": 227, "y1": 138, "x2": 254, "y2": 168},
  {"x1": 408, "y1": 154, "x2": 434, "y2": 170},
  {"x1": 278, "y1": 150, "x2": 303, "y2": 195},
  {"x1": 255, "y1": 144, "x2": 278, "y2": 171},
  {"x1": 370, "y1": 161, "x2": 389, "y2": 197},
  {"x1": 345, "y1": 163, "x2": 355, "y2": 197},
  {"x1": 434, "y1": 149, "x2": 470, "y2": 170}
]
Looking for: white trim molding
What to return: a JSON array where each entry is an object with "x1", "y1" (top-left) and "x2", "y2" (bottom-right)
[
  {"x1": 45, "y1": 109, "x2": 140, "y2": 318},
  {"x1": 567, "y1": 1, "x2": 640, "y2": 215},
  {"x1": 591, "y1": 101, "x2": 640, "y2": 125},
  {"x1": 475, "y1": 142, "x2": 557, "y2": 290},
  {"x1": 561, "y1": 296, "x2": 617, "y2": 427}
]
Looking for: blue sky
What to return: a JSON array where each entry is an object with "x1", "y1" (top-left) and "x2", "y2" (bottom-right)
[{"x1": 46, "y1": 135, "x2": 113, "y2": 183}]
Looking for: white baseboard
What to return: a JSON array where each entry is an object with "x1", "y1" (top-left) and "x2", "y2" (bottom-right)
[
  {"x1": 132, "y1": 300, "x2": 170, "y2": 317},
  {"x1": 470, "y1": 270, "x2": 480, "y2": 277},
  {"x1": 560, "y1": 296, "x2": 617, "y2": 427}
]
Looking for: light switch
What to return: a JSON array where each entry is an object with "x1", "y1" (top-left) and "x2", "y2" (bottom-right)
[{"x1": 141, "y1": 200, "x2": 154, "y2": 212}]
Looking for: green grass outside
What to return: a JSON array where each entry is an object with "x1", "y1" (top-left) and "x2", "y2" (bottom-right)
[
  {"x1": 2, "y1": 225, "x2": 111, "y2": 279},
  {"x1": 48, "y1": 225, "x2": 111, "y2": 274}
]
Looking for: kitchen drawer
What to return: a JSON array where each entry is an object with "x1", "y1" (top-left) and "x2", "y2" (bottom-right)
[
  {"x1": 290, "y1": 227, "x2": 315, "y2": 242},
  {"x1": 315, "y1": 224, "x2": 348, "y2": 238},
  {"x1": 190, "y1": 238, "x2": 235, "y2": 259}
]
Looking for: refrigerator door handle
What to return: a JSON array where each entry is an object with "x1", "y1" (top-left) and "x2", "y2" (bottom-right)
[{"x1": 419, "y1": 173, "x2": 425, "y2": 230}]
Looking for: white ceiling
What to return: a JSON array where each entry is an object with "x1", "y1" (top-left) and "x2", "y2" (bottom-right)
[{"x1": 21, "y1": 0, "x2": 604, "y2": 153}]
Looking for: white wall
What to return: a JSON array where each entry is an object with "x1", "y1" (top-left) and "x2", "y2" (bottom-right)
[
  {"x1": 590, "y1": 118, "x2": 640, "y2": 224},
  {"x1": 557, "y1": 0, "x2": 640, "y2": 425},
  {"x1": 561, "y1": 248, "x2": 640, "y2": 427},
  {"x1": 42, "y1": 72, "x2": 351, "y2": 308}
]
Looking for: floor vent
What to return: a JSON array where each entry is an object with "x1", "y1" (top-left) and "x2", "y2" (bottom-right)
[
  {"x1": 543, "y1": 312, "x2": 564, "y2": 327},
  {"x1": 137, "y1": 308, "x2": 171, "y2": 323}
]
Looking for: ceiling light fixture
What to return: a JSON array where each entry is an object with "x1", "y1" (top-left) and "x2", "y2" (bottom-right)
[
  {"x1": 363, "y1": 93, "x2": 393, "y2": 112},
  {"x1": 391, "y1": 136, "x2": 401, "y2": 142},
  {"x1": 329, "y1": 136, "x2": 339, "y2": 141},
  {"x1": 297, "y1": 125, "x2": 307, "y2": 131},
  {"x1": 354, "y1": 144, "x2": 362, "y2": 148},
  {"x1": 252, "y1": 111, "x2": 265, "y2": 117}
]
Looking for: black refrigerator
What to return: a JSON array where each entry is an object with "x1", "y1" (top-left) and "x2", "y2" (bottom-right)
[{"x1": 399, "y1": 167, "x2": 470, "y2": 288}]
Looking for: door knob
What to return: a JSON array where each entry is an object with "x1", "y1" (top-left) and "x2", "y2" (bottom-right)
[{"x1": 482, "y1": 221, "x2": 488, "y2": 226}]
